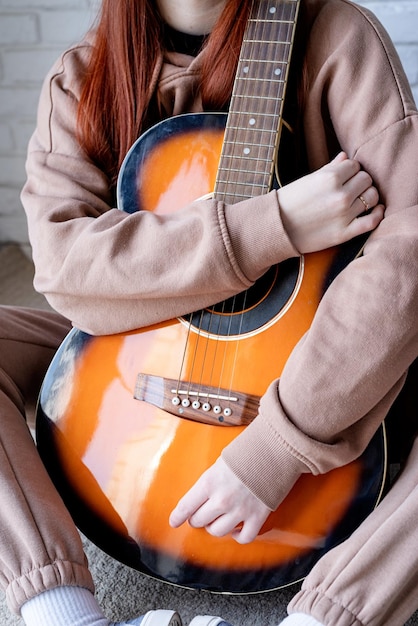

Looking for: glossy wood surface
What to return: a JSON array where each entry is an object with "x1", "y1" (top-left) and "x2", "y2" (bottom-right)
[{"x1": 37, "y1": 114, "x2": 386, "y2": 593}]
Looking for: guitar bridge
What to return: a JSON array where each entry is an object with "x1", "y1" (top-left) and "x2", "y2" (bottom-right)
[{"x1": 134, "y1": 374, "x2": 260, "y2": 426}]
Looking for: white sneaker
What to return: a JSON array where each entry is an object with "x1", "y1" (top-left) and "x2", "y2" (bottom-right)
[
  {"x1": 188, "y1": 617, "x2": 233, "y2": 626},
  {"x1": 141, "y1": 611, "x2": 183, "y2": 626},
  {"x1": 115, "y1": 609, "x2": 183, "y2": 626}
]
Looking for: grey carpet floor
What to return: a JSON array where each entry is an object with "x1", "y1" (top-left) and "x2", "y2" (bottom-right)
[{"x1": 0, "y1": 244, "x2": 416, "y2": 625}]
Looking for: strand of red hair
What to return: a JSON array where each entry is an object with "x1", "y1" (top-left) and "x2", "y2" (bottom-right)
[{"x1": 77, "y1": 0, "x2": 252, "y2": 185}]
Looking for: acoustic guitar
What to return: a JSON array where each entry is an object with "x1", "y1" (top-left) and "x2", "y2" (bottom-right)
[{"x1": 36, "y1": 0, "x2": 386, "y2": 594}]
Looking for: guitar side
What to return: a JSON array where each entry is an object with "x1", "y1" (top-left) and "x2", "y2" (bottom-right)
[{"x1": 36, "y1": 113, "x2": 386, "y2": 594}]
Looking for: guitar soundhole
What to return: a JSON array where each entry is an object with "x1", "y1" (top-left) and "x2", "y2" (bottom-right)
[{"x1": 183, "y1": 257, "x2": 301, "y2": 337}]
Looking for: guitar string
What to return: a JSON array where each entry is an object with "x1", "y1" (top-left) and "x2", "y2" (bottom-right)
[
  {"x1": 222, "y1": 0, "x2": 264, "y2": 404},
  {"x1": 176, "y1": 0, "x2": 297, "y2": 418},
  {"x1": 222, "y1": 0, "x2": 291, "y2": 416},
  {"x1": 210, "y1": 0, "x2": 260, "y2": 415},
  {"x1": 226, "y1": 0, "x2": 269, "y2": 403},
  {"x1": 177, "y1": 0, "x2": 259, "y2": 415},
  {"x1": 203, "y1": 0, "x2": 287, "y2": 414},
  {"x1": 211, "y1": 0, "x2": 272, "y2": 416},
  {"x1": 226, "y1": 0, "x2": 298, "y2": 416},
  {"x1": 182, "y1": 308, "x2": 206, "y2": 402},
  {"x1": 194, "y1": 301, "x2": 226, "y2": 409}
]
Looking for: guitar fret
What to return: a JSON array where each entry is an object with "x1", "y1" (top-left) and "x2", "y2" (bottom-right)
[
  {"x1": 225, "y1": 136, "x2": 278, "y2": 143},
  {"x1": 217, "y1": 189, "x2": 261, "y2": 196},
  {"x1": 223, "y1": 139, "x2": 279, "y2": 150},
  {"x1": 232, "y1": 86, "x2": 285, "y2": 99},
  {"x1": 214, "y1": 0, "x2": 301, "y2": 202},
  {"x1": 217, "y1": 191, "x2": 260, "y2": 201},
  {"x1": 219, "y1": 158, "x2": 276, "y2": 173},
  {"x1": 240, "y1": 43, "x2": 292, "y2": 57},
  {"x1": 234, "y1": 76, "x2": 285, "y2": 84},
  {"x1": 217, "y1": 166, "x2": 273, "y2": 176},
  {"x1": 216, "y1": 179, "x2": 268, "y2": 189},
  {"x1": 220, "y1": 154, "x2": 275, "y2": 164},
  {"x1": 236, "y1": 62, "x2": 289, "y2": 83},
  {"x1": 247, "y1": 18, "x2": 295, "y2": 23},
  {"x1": 218, "y1": 169, "x2": 273, "y2": 183},
  {"x1": 249, "y1": 8, "x2": 297, "y2": 21},
  {"x1": 225, "y1": 127, "x2": 277, "y2": 136},
  {"x1": 248, "y1": 14, "x2": 295, "y2": 21},
  {"x1": 245, "y1": 39, "x2": 291, "y2": 45},
  {"x1": 237, "y1": 76, "x2": 285, "y2": 84},
  {"x1": 227, "y1": 120, "x2": 280, "y2": 128},
  {"x1": 223, "y1": 141, "x2": 276, "y2": 150},
  {"x1": 227, "y1": 128, "x2": 273, "y2": 144},
  {"x1": 220, "y1": 161, "x2": 273, "y2": 171},
  {"x1": 239, "y1": 58, "x2": 288, "y2": 64},
  {"x1": 218, "y1": 178, "x2": 267, "y2": 190},
  {"x1": 220, "y1": 155, "x2": 273, "y2": 164},
  {"x1": 242, "y1": 25, "x2": 294, "y2": 37},
  {"x1": 232, "y1": 94, "x2": 283, "y2": 101},
  {"x1": 233, "y1": 83, "x2": 285, "y2": 96},
  {"x1": 227, "y1": 114, "x2": 283, "y2": 122},
  {"x1": 223, "y1": 137, "x2": 278, "y2": 147}
]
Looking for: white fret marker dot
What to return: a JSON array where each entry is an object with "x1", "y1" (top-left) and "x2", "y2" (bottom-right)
[
  {"x1": 274, "y1": 68, "x2": 282, "y2": 76},
  {"x1": 243, "y1": 147, "x2": 250, "y2": 155},
  {"x1": 249, "y1": 118, "x2": 256, "y2": 126},
  {"x1": 243, "y1": 66, "x2": 249, "y2": 74},
  {"x1": 269, "y1": 7, "x2": 276, "y2": 13}
]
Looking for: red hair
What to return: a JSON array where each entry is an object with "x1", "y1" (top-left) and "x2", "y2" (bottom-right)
[{"x1": 77, "y1": 0, "x2": 251, "y2": 184}]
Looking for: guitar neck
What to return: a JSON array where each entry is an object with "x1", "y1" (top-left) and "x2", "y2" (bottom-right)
[{"x1": 214, "y1": 0, "x2": 300, "y2": 204}]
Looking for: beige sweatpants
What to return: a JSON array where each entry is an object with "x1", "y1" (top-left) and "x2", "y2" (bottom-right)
[
  {"x1": 0, "y1": 306, "x2": 94, "y2": 614},
  {"x1": 0, "y1": 305, "x2": 417, "y2": 625},
  {"x1": 289, "y1": 437, "x2": 418, "y2": 625}
]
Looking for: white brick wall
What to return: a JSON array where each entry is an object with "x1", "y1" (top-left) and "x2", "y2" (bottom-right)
[
  {"x1": 0, "y1": 0, "x2": 417, "y2": 247},
  {"x1": 0, "y1": 0, "x2": 99, "y2": 246}
]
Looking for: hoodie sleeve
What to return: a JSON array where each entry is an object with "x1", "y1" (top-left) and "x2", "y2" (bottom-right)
[
  {"x1": 21, "y1": 43, "x2": 298, "y2": 335},
  {"x1": 222, "y1": 1, "x2": 418, "y2": 509}
]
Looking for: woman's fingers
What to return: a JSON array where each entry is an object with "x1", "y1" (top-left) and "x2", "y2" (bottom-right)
[
  {"x1": 169, "y1": 457, "x2": 271, "y2": 544},
  {"x1": 355, "y1": 186, "x2": 379, "y2": 215},
  {"x1": 346, "y1": 203, "x2": 385, "y2": 239},
  {"x1": 278, "y1": 152, "x2": 385, "y2": 254},
  {"x1": 321, "y1": 153, "x2": 380, "y2": 220}
]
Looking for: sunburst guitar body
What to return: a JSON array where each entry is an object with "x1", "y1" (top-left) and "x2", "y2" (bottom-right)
[{"x1": 36, "y1": 0, "x2": 386, "y2": 595}]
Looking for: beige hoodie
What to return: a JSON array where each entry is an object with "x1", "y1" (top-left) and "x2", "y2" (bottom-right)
[{"x1": 22, "y1": 0, "x2": 418, "y2": 510}]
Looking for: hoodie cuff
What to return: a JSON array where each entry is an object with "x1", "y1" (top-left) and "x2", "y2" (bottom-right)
[
  {"x1": 221, "y1": 380, "x2": 308, "y2": 511},
  {"x1": 224, "y1": 190, "x2": 299, "y2": 283}
]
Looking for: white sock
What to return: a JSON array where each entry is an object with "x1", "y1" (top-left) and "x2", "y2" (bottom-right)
[
  {"x1": 20, "y1": 586, "x2": 109, "y2": 626},
  {"x1": 279, "y1": 613, "x2": 325, "y2": 626}
]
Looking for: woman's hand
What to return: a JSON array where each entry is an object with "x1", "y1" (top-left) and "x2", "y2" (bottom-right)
[
  {"x1": 169, "y1": 457, "x2": 271, "y2": 544},
  {"x1": 278, "y1": 151, "x2": 384, "y2": 253}
]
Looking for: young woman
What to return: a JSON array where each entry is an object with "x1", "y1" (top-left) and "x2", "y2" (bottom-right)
[{"x1": 1, "y1": 0, "x2": 416, "y2": 625}]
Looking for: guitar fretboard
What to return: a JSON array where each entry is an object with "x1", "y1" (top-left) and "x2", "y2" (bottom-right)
[{"x1": 214, "y1": 0, "x2": 300, "y2": 203}]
